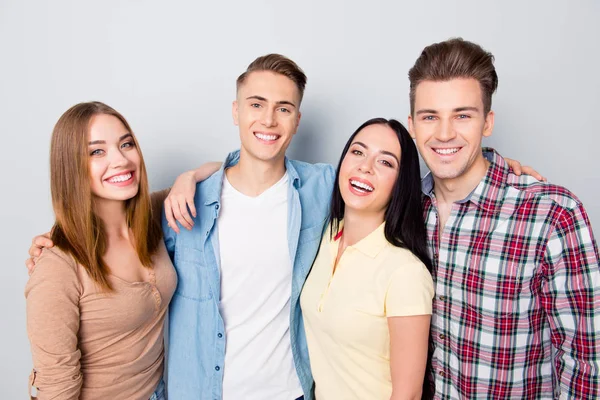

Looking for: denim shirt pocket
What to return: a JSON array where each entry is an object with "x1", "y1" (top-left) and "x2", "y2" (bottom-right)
[{"x1": 174, "y1": 246, "x2": 213, "y2": 302}]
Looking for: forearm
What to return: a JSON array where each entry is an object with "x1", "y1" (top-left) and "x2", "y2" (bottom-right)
[
  {"x1": 192, "y1": 161, "x2": 222, "y2": 182},
  {"x1": 390, "y1": 390, "x2": 422, "y2": 400}
]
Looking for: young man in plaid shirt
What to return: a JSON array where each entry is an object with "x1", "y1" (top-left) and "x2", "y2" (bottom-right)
[{"x1": 407, "y1": 38, "x2": 600, "y2": 399}]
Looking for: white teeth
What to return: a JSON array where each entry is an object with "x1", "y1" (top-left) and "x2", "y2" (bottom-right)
[
  {"x1": 255, "y1": 133, "x2": 278, "y2": 141},
  {"x1": 435, "y1": 148, "x2": 460, "y2": 155},
  {"x1": 350, "y1": 180, "x2": 374, "y2": 192},
  {"x1": 107, "y1": 172, "x2": 132, "y2": 183}
]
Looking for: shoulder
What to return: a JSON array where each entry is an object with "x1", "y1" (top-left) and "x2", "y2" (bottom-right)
[
  {"x1": 36, "y1": 247, "x2": 78, "y2": 272},
  {"x1": 505, "y1": 175, "x2": 591, "y2": 234},
  {"x1": 507, "y1": 174, "x2": 583, "y2": 212},
  {"x1": 26, "y1": 247, "x2": 82, "y2": 297},
  {"x1": 380, "y1": 246, "x2": 434, "y2": 292},
  {"x1": 369, "y1": 245, "x2": 433, "y2": 288},
  {"x1": 288, "y1": 160, "x2": 335, "y2": 183}
]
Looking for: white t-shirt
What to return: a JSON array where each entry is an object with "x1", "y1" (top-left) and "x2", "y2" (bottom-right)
[{"x1": 218, "y1": 172, "x2": 303, "y2": 400}]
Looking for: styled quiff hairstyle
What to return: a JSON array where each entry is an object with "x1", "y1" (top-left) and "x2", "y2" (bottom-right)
[
  {"x1": 236, "y1": 54, "x2": 307, "y2": 103},
  {"x1": 408, "y1": 38, "x2": 498, "y2": 115}
]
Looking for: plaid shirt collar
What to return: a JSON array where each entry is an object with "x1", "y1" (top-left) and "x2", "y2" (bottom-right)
[{"x1": 421, "y1": 147, "x2": 513, "y2": 215}]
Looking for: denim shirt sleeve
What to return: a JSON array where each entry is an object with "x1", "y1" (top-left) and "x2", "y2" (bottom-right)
[{"x1": 162, "y1": 209, "x2": 176, "y2": 262}]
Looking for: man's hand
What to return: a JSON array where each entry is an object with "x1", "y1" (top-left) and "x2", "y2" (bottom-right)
[
  {"x1": 25, "y1": 233, "x2": 54, "y2": 276},
  {"x1": 504, "y1": 158, "x2": 547, "y2": 182}
]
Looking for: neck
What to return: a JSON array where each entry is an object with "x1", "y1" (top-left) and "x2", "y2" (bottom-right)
[
  {"x1": 94, "y1": 199, "x2": 130, "y2": 239},
  {"x1": 226, "y1": 149, "x2": 287, "y2": 197},
  {"x1": 433, "y1": 154, "x2": 490, "y2": 205},
  {"x1": 341, "y1": 208, "x2": 384, "y2": 246}
]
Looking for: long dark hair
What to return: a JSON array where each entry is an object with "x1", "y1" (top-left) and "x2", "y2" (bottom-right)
[{"x1": 329, "y1": 117, "x2": 432, "y2": 272}]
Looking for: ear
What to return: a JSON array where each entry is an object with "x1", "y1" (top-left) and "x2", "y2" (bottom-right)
[
  {"x1": 407, "y1": 114, "x2": 416, "y2": 139},
  {"x1": 232, "y1": 100, "x2": 239, "y2": 126},
  {"x1": 483, "y1": 110, "x2": 494, "y2": 138}
]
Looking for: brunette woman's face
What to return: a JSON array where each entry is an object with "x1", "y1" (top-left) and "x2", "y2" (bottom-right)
[
  {"x1": 338, "y1": 124, "x2": 401, "y2": 216},
  {"x1": 87, "y1": 114, "x2": 141, "y2": 203}
]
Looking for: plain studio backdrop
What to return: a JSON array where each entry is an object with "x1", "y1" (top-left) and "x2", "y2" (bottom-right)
[{"x1": 1, "y1": 0, "x2": 598, "y2": 397}]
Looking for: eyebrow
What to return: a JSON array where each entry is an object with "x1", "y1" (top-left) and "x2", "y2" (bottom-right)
[
  {"x1": 246, "y1": 95, "x2": 297, "y2": 108},
  {"x1": 88, "y1": 133, "x2": 133, "y2": 145},
  {"x1": 415, "y1": 106, "x2": 480, "y2": 115},
  {"x1": 352, "y1": 141, "x2": 400, "y2": 164}
]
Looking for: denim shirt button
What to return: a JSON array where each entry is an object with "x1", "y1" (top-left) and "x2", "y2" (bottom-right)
[
  {"x1": 217, "y1": 333, "x2": 223, "y2": 338},
  {"x1": 215, "y1": 366, "x2": 220, "y2": 371}
]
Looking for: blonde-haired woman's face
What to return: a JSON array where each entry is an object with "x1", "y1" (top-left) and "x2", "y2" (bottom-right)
[{"x1": 87, "y1": 114, "x2": 141, "y2": 204}]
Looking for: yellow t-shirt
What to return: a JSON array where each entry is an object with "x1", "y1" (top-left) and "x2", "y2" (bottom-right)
[{"x1": 300, "y1": 222, "x2": 434, "y2": 400}]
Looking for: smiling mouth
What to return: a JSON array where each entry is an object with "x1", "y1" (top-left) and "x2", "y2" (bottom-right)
[
  {"x1": 105, "y1": 172, "x2": 133, "y2": 184},
  {"x1": 433, "y1": 147, "x2": 461, "y2": 156},
  {"x1": 349, "y1": 179, "x2": 374, "y2": 193},
  {"x1": 254, "y1": 132, "x2": 280, "y2": 142}
]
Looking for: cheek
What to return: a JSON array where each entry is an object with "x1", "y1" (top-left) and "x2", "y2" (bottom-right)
[
  {"x1": 338, "y1": 157, "x2": 354, "y2": 178},
  {"x1": 378, "y1": 171, "x2": 398, "y2": 202},
  {"x1": 88, "y1": 160, "x2": 103, "y2": 181},
  {"x1": 130, "y1": 150, "x2": 142, "y2": 169}
]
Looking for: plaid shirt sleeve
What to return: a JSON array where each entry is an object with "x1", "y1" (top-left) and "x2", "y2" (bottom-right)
[{"x1": 541, "y1": 202, "x2": 600, "y2": 399}]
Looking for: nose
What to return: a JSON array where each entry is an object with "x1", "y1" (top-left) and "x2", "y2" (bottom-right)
[
  {"x1": 358, "y1": 155, "x2": 375, "y2": 175},
  {"x1": 435, "y1": 118, "x2": 457, "y2": 142},
  {"x1": 260, "y1": 108, "x2": 277, "y2": 128},
  {"x1": 109, "y1": 147, "x2": 129, "y2": 168}
]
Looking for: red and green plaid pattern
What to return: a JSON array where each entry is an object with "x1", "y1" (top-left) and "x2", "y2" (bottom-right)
[{"x1": 422, "y1": 148, "x2": 600, "y2": 399}]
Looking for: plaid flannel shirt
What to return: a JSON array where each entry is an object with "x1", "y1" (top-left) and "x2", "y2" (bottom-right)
[{"x1": 422, "y1": 148, "x2": 600, "y2": 399}]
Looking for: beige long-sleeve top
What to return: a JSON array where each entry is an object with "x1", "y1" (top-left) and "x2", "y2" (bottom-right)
[{"x1": 25, "y1": 240, "x2": 177, "y2": 400}]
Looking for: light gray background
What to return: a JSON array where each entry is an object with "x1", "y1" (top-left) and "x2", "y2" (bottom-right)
[{"x1": 1, "y1": 0, "x2": 598, "y2": 396}]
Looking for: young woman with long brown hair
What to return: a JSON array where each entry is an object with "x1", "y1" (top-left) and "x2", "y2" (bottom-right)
[{"x1": 26, "y1": 102, "x2": 176, "y2": 399}]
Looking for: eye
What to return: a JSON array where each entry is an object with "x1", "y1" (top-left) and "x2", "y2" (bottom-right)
[
  {"x1": 278, "y1": 107, "x2": 290, "y2": 113},
  {"x1": 351, "y1": 149, "x2": 363, "y2": 156},
  {"x1": 457, "y1": 114, "x2": 471, "y2": 119},
  {"x1": 250, "y1": 103, "x2": 261, "y2": 108},
  {"x1": 121, "y1": 141, "x2": 135, "y2": 149},
  {"x1": 422, "y1": 115, "x2": 436, "y2": 121},
  {"x1": 379, "y1": 159, "x2": 393, "y2": 167},
  {"x1": 90, "y1": 149, "x2": 104, "y2": 156}
]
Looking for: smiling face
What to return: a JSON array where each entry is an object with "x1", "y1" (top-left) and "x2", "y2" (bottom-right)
[
  {"x1": 338, "y1": 123, "x2": 401, "y2": 217},
  {"x1": 232, "y1": 70, "x2": 302, "y2": 166},
  {"x1": 408, "y1": 78, "x2": 494, "y2": 184},
  {"x1": 87, "y1": 113, "x2": 141, "y2": 204}
]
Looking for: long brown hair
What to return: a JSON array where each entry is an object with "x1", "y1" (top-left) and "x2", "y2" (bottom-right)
[{"x1": 50, "y1": 101, "x2": 162, "y2": 291}]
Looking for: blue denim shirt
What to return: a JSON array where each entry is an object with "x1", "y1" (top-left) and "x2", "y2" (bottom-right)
[{"x1": 163, "y1": 150, "x2": 335, "y2": 400}]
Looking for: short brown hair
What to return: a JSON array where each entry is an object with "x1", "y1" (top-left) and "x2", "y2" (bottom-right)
[
  {"x1": 408, "y1": 38, "x2": 498, "y2": 115},
  {"x1": 50, "y1": 101, "x2": 162, "y2": 291},
  {"x1": 236, "y1": 54, "x2": 307, "y2": 103}
]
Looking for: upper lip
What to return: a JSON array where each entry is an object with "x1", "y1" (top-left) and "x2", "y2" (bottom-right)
[
  {"x1": 349, "y1": 176, "x2": 375, "y2": 190},
  {"x1": 104, "y1": 170, "x2": 134, "y2": 181}
]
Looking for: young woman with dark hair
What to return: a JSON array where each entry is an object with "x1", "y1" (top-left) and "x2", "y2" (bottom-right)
[{"x1": 300, "y1": 118, "x2": 434, "y2": 400}]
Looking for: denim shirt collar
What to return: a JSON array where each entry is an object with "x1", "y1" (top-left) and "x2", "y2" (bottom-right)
[{"x1": 204, "y1": 150, "x2": 301, "y2": 206}]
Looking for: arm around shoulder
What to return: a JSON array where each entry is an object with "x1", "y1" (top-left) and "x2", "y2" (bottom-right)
[{"x1": 25, "y1": 249, "x2": 83, "y2": 400}]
